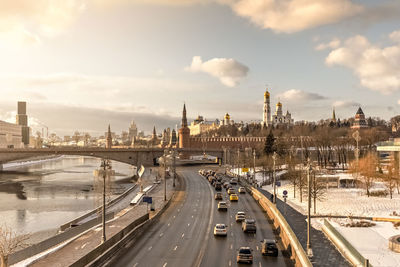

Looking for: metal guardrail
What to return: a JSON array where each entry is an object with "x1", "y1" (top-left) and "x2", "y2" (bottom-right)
[{"x1": 322, "y1": 219, "x2": 372, "y2": 267}]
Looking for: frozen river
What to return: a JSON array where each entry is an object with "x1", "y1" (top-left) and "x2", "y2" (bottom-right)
[{"x1": 0, "y1": 156, "x2": 134, "y2": 242}]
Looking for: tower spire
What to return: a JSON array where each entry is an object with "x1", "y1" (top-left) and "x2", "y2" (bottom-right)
[
  {"x1": 332, "y1": 107, "x2": 336, "y2": 122},
  {"x1": 106, "y1": 124, "x2": 112, "y2": 149},
  {"x1": 182, "y1": 103, "x2": 188, "y2": 128}
]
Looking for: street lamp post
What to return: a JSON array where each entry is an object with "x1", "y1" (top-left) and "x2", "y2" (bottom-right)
[
  {"x1": 272, "y1": 152, "x2": 277, "y2": 204},
  {"x1": 237, "y1": 149, "x2": 240, "y2": 177},
  {"x1": 172, "y1": 149, "x2": 176, "y2": 188},
  {"x1": 100, "y1": 159, "x2": 110, "y2": 243},
  {"x1": 307, "y1": 160, "x2": 313, "y2": 258},
  {"x1": 163, "y1": 150, "x2": 167, "y2": 201}
]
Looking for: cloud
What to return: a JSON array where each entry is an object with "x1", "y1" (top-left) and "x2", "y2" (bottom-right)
[
  {"x1": 0, "y1": 0, "x2": 86, "y2": 45},
  {"x1": 390, "y1": 30, "x2": 400, "y2": 43},
  {"x1": 277, "y1": 89, "x2": 326, "y2": 101},
  {"x1": 227, "y1": 0, "x2": 364, "y2": 33},
  {"x1": 332, "y1": 100, "x2": 360, "y2": 108},
  {"x1": 325, "y1": 31, "x2": 400, "y2": 94},
  {"x1": 315, "y1": 38, "x2": 341, "y2": 51},
  {"x1": 185, "y1": 56, "x2": 249, "y2": 87}
]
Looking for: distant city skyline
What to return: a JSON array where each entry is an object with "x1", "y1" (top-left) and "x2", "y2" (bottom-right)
[{"x1": 0, "y1": 0, "x2": 400, "y2": 135}]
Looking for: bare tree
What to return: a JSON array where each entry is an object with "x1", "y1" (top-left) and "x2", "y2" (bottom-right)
[
  {"x1": 302, "y1": 172, "x2": 327, "y2": 214},
  {"x1": 385, "y1": 155, "x2": 399, "y2": 199},
  {"x1": 0, "y1": 226, "x2": 29, "y2": 267},
  {"x1": 352, "y1": 152, "x2": 380, "y2": 197}
]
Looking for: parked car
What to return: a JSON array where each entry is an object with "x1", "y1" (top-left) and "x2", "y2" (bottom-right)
[
  {"x1": 238, "y1": 187, "x2": 246, "y2": 194},
  {"x1": 217, "y1": 201, "x2": 228, "y2": 211},
  {"x1": 261, "y1": 239, "x2": 279, "y2": 257},
  {"x1": 236, "y1": 247, "x2": 253, "y2": 264},
  {"x1": 242, "y1": 219, "x2": 256, "y2": 233},
  {"x1": 215, "y1": 192, "x2": 223, "y2": 200},
  {"x1": 213, "y1": 224, "x2": 228, "y2": 236},
  {"x1": 235, "y1": 211, "x2": 246, "y2": 222}
]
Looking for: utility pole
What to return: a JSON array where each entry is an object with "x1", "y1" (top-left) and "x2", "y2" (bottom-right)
[
  {"x1": 253, "y1": 149, "x2": 256, "y2": 185},
  {"x1": 237, "y1": 149, "x2": 240, "y2": 177},
  {"x1": 300, "y1": 136, "x2": 304, "y2": 203},
  {"x1": 272, "y1": 151, "x2": 277, "y2": 204},
  {"x1": 352, "y1": 130, "x2": 361, "y2": 179},
  {"x1": 307, "y1": 159, "x2": 313, "y2": 258}
]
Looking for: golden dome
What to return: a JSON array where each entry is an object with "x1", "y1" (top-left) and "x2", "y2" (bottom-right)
[
  {"x1": 224, "y1": 113, "x2": 230, "y2": 120},
  {"x1": 276, "y1": 102, "x2": 282, "y2": 107},
  {"x1": 264, "y1": 90, "x2": 270, "y2": 98}
]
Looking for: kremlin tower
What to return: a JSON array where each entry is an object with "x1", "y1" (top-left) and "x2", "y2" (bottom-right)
[
  {"x1": 263, "y1": 89, "x2": 271, "y2": 126},
  {"x1": 178, "y1": 104, "x2": 190, "y2": 149}
]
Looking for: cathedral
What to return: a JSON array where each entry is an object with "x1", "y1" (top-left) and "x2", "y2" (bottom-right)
[{"x1": 262, "y1": 89, "x2": 293, "y2": 127}]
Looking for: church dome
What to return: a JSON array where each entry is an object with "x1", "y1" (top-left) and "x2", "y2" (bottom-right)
[
  {"x1": 276, "y1": 102, "x2": 282, "y2": 107},
  {"x1": 264, "y1": 90, "x2": 270, "y2": 98},
  {"x1": 225, "y1": 113, "x2": 230, "y2": 120}
]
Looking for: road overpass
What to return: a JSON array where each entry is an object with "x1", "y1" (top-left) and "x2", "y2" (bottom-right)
[{"x1": 0, "y1": 147, "x2": 224, "y2": 169}]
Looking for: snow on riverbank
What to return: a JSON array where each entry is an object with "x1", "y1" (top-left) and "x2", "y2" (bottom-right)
[{"x1": 2, "y1": 156, "x2": 64, "y2": 170}]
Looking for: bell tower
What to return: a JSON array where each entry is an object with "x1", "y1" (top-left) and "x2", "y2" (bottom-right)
[{"x1": 263, "y1": 88, "x2": 271, "y2": 126}]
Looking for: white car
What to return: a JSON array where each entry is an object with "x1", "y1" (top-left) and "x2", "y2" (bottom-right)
[
  {"x1": 235, "y1": 211, "x2": 246, "y2": 222},
  {"x1": 238, "y1": 187, "x2": 246, "y2": 194},
  {"x1": 214, "y1": 224, "x2": 228, "y2": 236}
]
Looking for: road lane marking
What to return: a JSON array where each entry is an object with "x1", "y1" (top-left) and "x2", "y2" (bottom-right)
[
  {"x1": 231, "y1": 233, "x2": 234, "y2": 237},
  {"x1": 178, "y1": 209, "x2": 180, "y2": 212},
  {"x1": 229, "y1": 260, "x2": 232, "y2": 266},
  {"x1": 160, "y1": 233, "x2": 164, "y2": 237},
  {"x1": 167, "y1": 223, "x2": 170, "y2": 227},
  {"x1": 256, "y1": 246, "x2": 259, "y2": 250},
  {"x1": 194, "y1": 209, "x2": 197, "y2": 212},
  {"x1": 163, "y1": 263, "x2": 167, "y2": 267},
  {"x1": 132, "y1": 263, "x2": 138, "y2": 267},
  {"x1": 230, "y1": 244, "x2": 233, "y2": 250},
  {"x1": 174, "y1": 246, "x2": 178, "y2": 251},
  {"x1": 188, "y1": 223, "x2": 190, "y2": 227},
  {"x1": 148, "y1": 246, "x2": 152, "y2": 251},
  {"x1": 191, "y1": 215, "x2": 194, "y2": 218},
  {"x1": 259, "y1": 262, "x2": 262, "y2": 267},
  {"x1": 182, "y1": 233, "x2": 185, "y2": 238},
  {"x1": 173, "y1": 215, "x2": 176, "y2": 218}
]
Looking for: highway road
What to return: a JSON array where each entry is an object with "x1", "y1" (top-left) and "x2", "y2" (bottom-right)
[{"x1": 112, "y1": 166, "x2": 292, "y2": 267}]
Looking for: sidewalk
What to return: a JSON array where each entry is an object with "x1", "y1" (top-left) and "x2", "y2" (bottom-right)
[
  {"x1": 259, "y1": 189, "x2": 351, "y2": 267},
  {"x1": 27, "y1": 174, "x2": 176, "y2": 267}
]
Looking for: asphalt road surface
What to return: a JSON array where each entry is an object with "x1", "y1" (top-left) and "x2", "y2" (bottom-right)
[{"x1": 112, "y1": 166, "x2": 292, "y2": 267}]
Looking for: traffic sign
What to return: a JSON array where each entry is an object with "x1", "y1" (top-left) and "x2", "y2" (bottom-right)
[
  {"x1": 143, "y1": 196, "x2": 152, "y2": 204},
  {"x1": 242, "y1": 168, "x2": 249, "y2": 173},
  {"x1": 275, "y1": 181, "x2": 281, "y2": 187},
  {"x1": 283, "y1": 190, "x2": 288, "y2": 196}
]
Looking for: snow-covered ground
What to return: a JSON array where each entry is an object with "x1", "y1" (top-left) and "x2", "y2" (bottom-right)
[{"x1": 232, "y1": 167, "x2": 400, "y2": 266}]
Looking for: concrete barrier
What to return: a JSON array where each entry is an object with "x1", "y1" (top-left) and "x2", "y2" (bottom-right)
[
  {"x1": 322, "y1": 219, "x2": 372, "y2": 267},
  {"x1": 242, "y1": 180, "x2": 312, "y2": 267},
  {"x1": 9, "y1": 212, "x2": 114, "y2": 265}
]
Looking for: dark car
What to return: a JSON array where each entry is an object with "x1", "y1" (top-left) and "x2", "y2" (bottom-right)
[
  {"x1": 242, "y1": 219, "x2": 256, "y2": 233},
  {"x1": 215, "y1": 182, "x2": 222, "y2": 191},
  {"x1": 236, "y1": 247, "x2": 253, "y2": 264},
  {"x1": 223, "y1": 182, "x2": 230, "y2": 189},
  {"x1": 215, "y1": 192, "x2": 223, "y2": 200},
  {"x1": 261, "y1": 239, "x2": 278, "y2": 257}
]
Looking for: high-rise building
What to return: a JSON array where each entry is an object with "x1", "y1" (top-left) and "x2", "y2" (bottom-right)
[
  {"x1": 16, "y1": 101, "x2": 30, "y2": 146},
  {"x1": 128, "y1": 121, "x2": 138, "y2": 141}
]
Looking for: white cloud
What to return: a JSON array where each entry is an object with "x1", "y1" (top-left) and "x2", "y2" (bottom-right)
[
  {"x1": 332, "y1": 100, "x2": 360, "y2": 108},
  {"x1": 227, "y1": 0, "x2": 364, "y2": 33},
  {"x1": 0, "y1": 0, "x2": 86, "y2": 45},
  {"x1": 277, "y1": 89, "x2": 326, "y2": 101},
  {"x1": 315, "y1": 38, "x2": 341, "y2": 51},
  {"x1": 397, "y1": 99, "x2": 400, "y2": 105},
  {"x1": 185, "y1": 56, "x2": 249, "y2": 87},
  {"x1": 325, "y1": 31, "x2": 400, "y2": 94},
  {"x1": 390, "y1": 30, "x2": 400, "y2": 43}
]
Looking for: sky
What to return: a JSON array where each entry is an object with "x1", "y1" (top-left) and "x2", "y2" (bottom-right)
[{"x1": 0, "y1": 0, "x2": 400, "y2": 136}]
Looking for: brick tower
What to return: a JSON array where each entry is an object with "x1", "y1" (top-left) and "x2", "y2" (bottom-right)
[{"x1": 178, "y1": 104, "x2": 190, "y2": 149}]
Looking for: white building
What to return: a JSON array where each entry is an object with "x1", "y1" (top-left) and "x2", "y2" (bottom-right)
[
  {"x1": 0, "y1": 120, "x2": 24, "y2": 148},
  {"x1": 262, "y1": 89, "x2": 294, "y2": 127}
]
